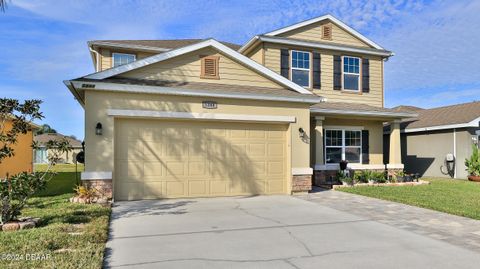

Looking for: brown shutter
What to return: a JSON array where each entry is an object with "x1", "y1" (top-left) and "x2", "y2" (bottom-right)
[
  {"x1": 312, "y1": 52, "x2": 321, "y2": 89},
  {"x1": 200, "y1": 56, "x2": 219, "y2": 79},
  {"x1": 333, "y1": 55, "x2": 342, "y2": 90},
  {"x1": 362, "y1": 130, "x2": 369, "y2": 164},
  {"x1": 362, "y1": 58, "x2": 370, "y2": 93},
  {"x1": 280, "y1": 49, "x2": 289, "y2": 78}
]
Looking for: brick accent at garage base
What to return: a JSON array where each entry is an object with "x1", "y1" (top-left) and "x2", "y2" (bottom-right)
[
  {"x1": 82, "y1": 180, "x2": 112, "y2": 199},
  {"x1": 292, "y1": 175, "x2": 312, "y2": 192}
]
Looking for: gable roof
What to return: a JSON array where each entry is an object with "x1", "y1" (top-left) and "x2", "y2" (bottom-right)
[
  {"x1": 84, "y1": 39, "x2": 315, "y2": 95},
  {"x1": 401, "y1": 101, "x2": 480, "y2": 132},
  {"x1": 88, "y1": 39, "x2": 241, "y2": 52},
  {"x1": 34, "y1": 133, "x2": 82, "y2": 148},
  {"x1": 263, "y1": 14, "x2": 384, "y2": 50}
]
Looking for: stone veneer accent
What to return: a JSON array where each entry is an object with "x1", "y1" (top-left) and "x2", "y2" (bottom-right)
[
  {"x1": 292, "y1": 175, "x2": 312, "y2": 192},
  {"x1": 82, "y1": 179, "x2": 112, "y2": 199}
]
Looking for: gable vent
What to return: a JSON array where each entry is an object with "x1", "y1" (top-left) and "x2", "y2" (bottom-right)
[
  {"x1": 200, "y1": 56, "x2": 220, "y2": 79},
  {"x1": 322, "y1": 24, "x2": 332, "y2": 40}
]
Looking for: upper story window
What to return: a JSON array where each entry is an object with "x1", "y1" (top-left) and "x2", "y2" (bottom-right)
[
  {"x1": 112, "y1": 53, "x2": 136, "y2": 67},
  {"x1": 325, "y1": 129, "x2": 362, "y2": 164},
  {"x1": 291, "y1": 50, "x2": 310, "y2": 87},
  {"x1": 343, "y1": 56, "x2": 360, "y2": 91}
]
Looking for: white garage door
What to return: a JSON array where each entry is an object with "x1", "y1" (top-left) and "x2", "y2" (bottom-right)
[{"x1": 114, "y1": 119, "x2": 288, "y2": 200}]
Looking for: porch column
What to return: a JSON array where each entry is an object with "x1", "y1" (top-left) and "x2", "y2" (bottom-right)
[
  {"x1": 389, "y1": 120, "x2": 402, "y2": 165},
  {"x1": 314, "y1": 116, "x2": 325, "y2": 167}
]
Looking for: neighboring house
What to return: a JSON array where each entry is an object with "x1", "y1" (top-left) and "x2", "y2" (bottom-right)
[
  {"x1": 34, "y1": 133, "x2": 83, "y2": 164},
  {"x1": 64, "y1": 14, "x2": 415, "y2": 201},
  {"x1": 0, "y1": 118, "x2": 38, "y2": 178},
  {"x1": 384, "y1": 102, "x2": 480, "y2": 179}
]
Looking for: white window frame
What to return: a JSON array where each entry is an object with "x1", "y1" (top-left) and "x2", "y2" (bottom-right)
[
  {"x1": 324, "y1": 128, "x2": 362, "y2": 164},
  {"x1": 112, "y1": 53, "x2": 136, "y2": 67},
  {"x1": 290, "y1": 50, "x2": 311, "y2": 88},
  {"x1": 342, "y1": 56, "x2": 361, "y2": 92}
]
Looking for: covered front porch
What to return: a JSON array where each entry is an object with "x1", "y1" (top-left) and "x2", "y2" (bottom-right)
[{"x1": 310, "y1": 102, "x2": 416, "y2": 186}]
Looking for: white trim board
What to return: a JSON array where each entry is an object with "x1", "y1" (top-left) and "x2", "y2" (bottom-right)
[
  {"x1": 68, "y1": 80, "x2": 321, "y2": 104},
  {"x1": 240, "y1": 36, "x2": 392, "y2": 57},
  {"x1": 292, "y1": 167, "x2": 313, "y2": 175},
  {"x1": 311, "y1": 107, "x2": 416, "y2": 119},
  {"x1": 314, "y1": 164, "x2": 386, "y2": 170},
  {"x1": 264, "y1": 14, "x2": 384, "y2": 50},
  {"x1": 81, "y1": 171, "x2": 112, "y2": 180},
  {"x1": 404, "y1": 117, "x2": 480, "y2": 133},
  {"x1": 107, "y1": 109, "x2": 296, "y2": 123},
  {"x1": 83, "y1": 39, "x2": 313, "y2": 95}
]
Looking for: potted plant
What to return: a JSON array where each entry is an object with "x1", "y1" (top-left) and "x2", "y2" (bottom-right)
[
  {"x1": 339, "y1": 160, "x2": 348, "y2": 171},
  {"x1": 465, "y1": 144, "x2": 480, "y2": 182}
]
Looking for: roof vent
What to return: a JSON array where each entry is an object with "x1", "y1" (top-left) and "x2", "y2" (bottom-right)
[
  {"x1": 322, "y1": 24, "x2": 332, "y2": 40},
  {"x1": 200, "y1": 56, "x2": 220, "y2": 79}
]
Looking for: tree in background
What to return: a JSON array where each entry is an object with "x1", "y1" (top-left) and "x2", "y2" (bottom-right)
[
  {"x1": 35, "y1": 123, "x2": 58, "y2": 135},
  {"x1": 0, "y1": 98, "x2": 71, "y2": 224}
]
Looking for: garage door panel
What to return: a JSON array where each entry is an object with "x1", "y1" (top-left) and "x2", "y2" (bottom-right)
[
  {"x1": 143, "y1": 142, "x2": 164, "y2": 160},
  {"x1": 115, "y1": 119, "x2": 287, "y2": 200},
  {"x1": 165, "y1": 161, "x2": 186, "y2": 177},
  {"x1": 143, "y1": 161, "x2": 164, "y2": 177},
  {"x1": 165, "y1": 181, "x2": 186, "y2": 197}
]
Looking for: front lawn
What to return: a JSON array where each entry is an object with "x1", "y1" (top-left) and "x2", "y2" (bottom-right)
[
  {"x1": 338, "y1": 178, "x2": 480, "y2": 220},
  {"x1": 34, "y1": 172, "x2": 80, "y2": 197},
  {"x1": 0, "y1": 194, "x2": 110, "y2": 269},
  {"x1": 34, "y1": 163, "x2": 84, "y2": 173}
]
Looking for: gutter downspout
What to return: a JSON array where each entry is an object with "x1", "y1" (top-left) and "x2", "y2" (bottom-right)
[
  {"x1": 89, "y1": 46, "x2": 100, "y2": 72},
  {"x1": 453, "y1": 128, "x2": 457, "y2": 178}
]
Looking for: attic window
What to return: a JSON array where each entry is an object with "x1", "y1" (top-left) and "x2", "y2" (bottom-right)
[
  {"x1": 200, "y1": 56, "x2": 220, "y2": 79},
  {"x1": 322, "y1": 24, "x2": 332, "y2": 40}
]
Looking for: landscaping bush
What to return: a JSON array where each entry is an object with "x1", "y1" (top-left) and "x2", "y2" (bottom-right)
[
  {"x1": 465, "y1": 144, "x2": 480, "y2": 177},
  {"x1": 352, "y1": 170, "x2": 387, "y2": 184}
]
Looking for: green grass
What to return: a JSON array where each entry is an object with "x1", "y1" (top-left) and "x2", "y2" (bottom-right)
[
  {"x1": 34, "y1": 163, "x2": 84, "y2": 173},
  {"x1": 0, "y1": 194, "x2": 111, "y2": 269},
  {"x1": 338, "y1": 178, "x2": 480, "y2": 220},
  {"x1": 35, "y1": 172, "x2": 80, "y2": 197}
]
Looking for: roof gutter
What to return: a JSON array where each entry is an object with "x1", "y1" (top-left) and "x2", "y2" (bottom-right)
[
  {"x1": 257, "y1": 36, "x2": 393, "y2": 57},
  {"x1": 69, "y1": 80, "x2": 323, "y2": 104},
  {"x1": 404, "y1": 118, "x2": 480, "y2": 133},
  {"x1": 63, "y1": 80, "x2": 85, "y2": 108},
  {"x1": 311, "y1": 108, "x2": 417, "y2": 119},
  {"x1": 87, "y1": 41, "x2": 170, "y2": 53}
]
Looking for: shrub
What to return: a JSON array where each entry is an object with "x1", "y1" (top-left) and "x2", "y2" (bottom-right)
[
  {"x1": 74, "y1": 185, "x2": 96, "y2": 199},
  {"x1": 337, "y1": 170, "x2": 353, "y2": 185},
  {"x1": 465, "y1": 144, "x2": 480, "y2": 176},
  {"x1": 353, "y1": 170, "x2": 371, "y2": 183}
]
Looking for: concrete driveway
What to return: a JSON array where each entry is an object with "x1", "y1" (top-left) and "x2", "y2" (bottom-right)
[{"x1": 105, "y1": 195, "x2": 480, "y2": 268}]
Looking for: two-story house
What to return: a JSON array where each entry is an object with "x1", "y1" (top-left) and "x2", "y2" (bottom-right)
[{"x1": 65, "y1": 14, "x2": 414, "y2": 201}]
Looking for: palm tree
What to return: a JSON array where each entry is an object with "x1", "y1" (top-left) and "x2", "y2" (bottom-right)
[{"x1": 0, "y1": 0, "x2": 7, "y2": 12}]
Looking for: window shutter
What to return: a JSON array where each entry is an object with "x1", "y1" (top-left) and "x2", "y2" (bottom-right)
[
  {"x1": 333, "y1": 55, "x2": 342, "y2": 90},
  {"x1": 362, "y1": 58, "x2": 370, "y2": 93},
  {"x1": 361, "y1": 130, "x2": 369, "y2": 164},
  {"x1": 200, "y1": 56, "x2": 219, "y2": 79},
  {"x1": 313, "y1": 52, "x2": 321, "y2": 89},
  {"x1": 280, "y1": 49, "x2": 289, "y2": 79}
]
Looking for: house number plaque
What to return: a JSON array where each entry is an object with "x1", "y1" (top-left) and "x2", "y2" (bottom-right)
[{"x1": 202, "y1": 101, "x2": 217, "y2": 109}]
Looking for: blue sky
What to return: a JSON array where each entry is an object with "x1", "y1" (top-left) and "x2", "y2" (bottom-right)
[{"x1": 0, "y1": 0, "x2": 479, "y2": 140}]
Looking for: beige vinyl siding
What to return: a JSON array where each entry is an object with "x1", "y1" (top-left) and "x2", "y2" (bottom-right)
[
  {"x1": 99, "y1": 48, "x2": 156, "y2": 71},
  {"x1": 261, "y1": 42, "x2": 384, "y2": 107},
  {"x1": 247, "y1": 45, "x2": 264, "y2": 65},
  {"x1": 278, "y1": 21, "x2": 371, "y2": 48},
  {"x1": 119, "y1": 47, "x2": 285, "y2": 89}
]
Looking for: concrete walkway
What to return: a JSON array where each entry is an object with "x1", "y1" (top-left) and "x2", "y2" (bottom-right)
[
  {"x1": 300, "y1": 189, "x2": 480, "y2": 253},
  {"x1": 105, "y1": 194, "x2": 480, "y2": 268}
]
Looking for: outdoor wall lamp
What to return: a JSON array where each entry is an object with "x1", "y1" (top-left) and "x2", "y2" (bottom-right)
[
  {"x1": 298, "y1": 127, "x2": 305, "y2": 138},
  {"x1": 95, "y1": 122, "x2": 103, "y2": 136}
]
